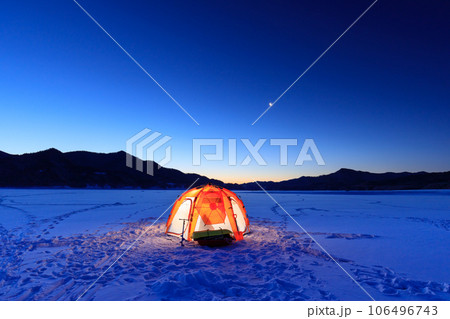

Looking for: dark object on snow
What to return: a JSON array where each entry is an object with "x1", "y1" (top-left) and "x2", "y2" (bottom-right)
[{"x1": 192, "y1": 229, "x2": 234, "y2": 247}]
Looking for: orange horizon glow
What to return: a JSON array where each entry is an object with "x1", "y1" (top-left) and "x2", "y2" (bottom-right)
[{"x1": 184, "y1": 172, "x2": 327, "y2": 184}]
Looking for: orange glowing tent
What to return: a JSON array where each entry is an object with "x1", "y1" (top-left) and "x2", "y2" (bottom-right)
[{"x1": 165, "y1": 184, "x2": 249, "y2": 245}]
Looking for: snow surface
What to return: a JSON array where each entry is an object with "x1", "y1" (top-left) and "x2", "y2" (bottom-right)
[{"x1": 0, "y1": 189, "x2": 449, "y2": 301}]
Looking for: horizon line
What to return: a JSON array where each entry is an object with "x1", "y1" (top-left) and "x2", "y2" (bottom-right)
[{"x1": 1, "y1": 147, "x2": 449, "y2": 185}]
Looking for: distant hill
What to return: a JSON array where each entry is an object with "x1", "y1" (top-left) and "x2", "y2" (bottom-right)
[
  {"x1": 0, "y1": 148, "x2": 223, "y2": 189},
  {"x1": 241, "y1": 168, "x2": 450, "y2": 190},
  {"x1": 0, "y1": 149, "x2": 449, "y2": 190}
]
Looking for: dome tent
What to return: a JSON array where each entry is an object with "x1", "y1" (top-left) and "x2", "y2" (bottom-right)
[{"x1": 165, "y1": 184, "x2": 249, "y2": 245}]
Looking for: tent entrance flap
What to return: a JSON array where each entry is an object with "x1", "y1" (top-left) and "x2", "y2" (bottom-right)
[
  {"x1": 166, "y1": 198, "x2": 192, "y2": 239},
  {"x1": 231, "y1": 198, "x2": 247, "y2": 233}
]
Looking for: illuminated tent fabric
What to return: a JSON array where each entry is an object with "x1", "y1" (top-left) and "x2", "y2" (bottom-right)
[{"x1": 165, "y1": 184, "x2": 250, "y2": 242}]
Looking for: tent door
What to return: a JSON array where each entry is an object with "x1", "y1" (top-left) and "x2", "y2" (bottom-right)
[
  {"x1": 167, "y1": 198, "x2": 192, "y2": 238},
  {"x1": 231, "y1": 198, "x2": 247, "y2": 233}
]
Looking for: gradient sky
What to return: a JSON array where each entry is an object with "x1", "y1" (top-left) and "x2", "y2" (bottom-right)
[{"x1": 1, "y1": 0, "x2": 449, "y2": 182}]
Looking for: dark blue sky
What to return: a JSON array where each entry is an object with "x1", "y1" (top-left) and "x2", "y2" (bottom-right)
[{"x1": 1, "y1": 0, "x2": 449, "y2": 182}]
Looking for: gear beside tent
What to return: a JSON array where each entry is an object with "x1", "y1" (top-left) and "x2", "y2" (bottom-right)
[{"x1": 165, "y1": 184, "x2": 250, "y2": 246}]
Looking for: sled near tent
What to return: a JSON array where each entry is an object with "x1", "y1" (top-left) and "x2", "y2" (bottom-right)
[{"x1": 165, "y1": 184, "x2": 249, "y2": 245}]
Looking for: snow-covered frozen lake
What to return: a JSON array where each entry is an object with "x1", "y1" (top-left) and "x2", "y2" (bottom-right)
[{"x1": 0, "y1": 189, "x2": 448, "y2": 301}]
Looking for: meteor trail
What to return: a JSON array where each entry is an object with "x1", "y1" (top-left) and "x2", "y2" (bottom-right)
[{"x1": 252, "y1": 0, "x2": 379, "y2": 125}]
